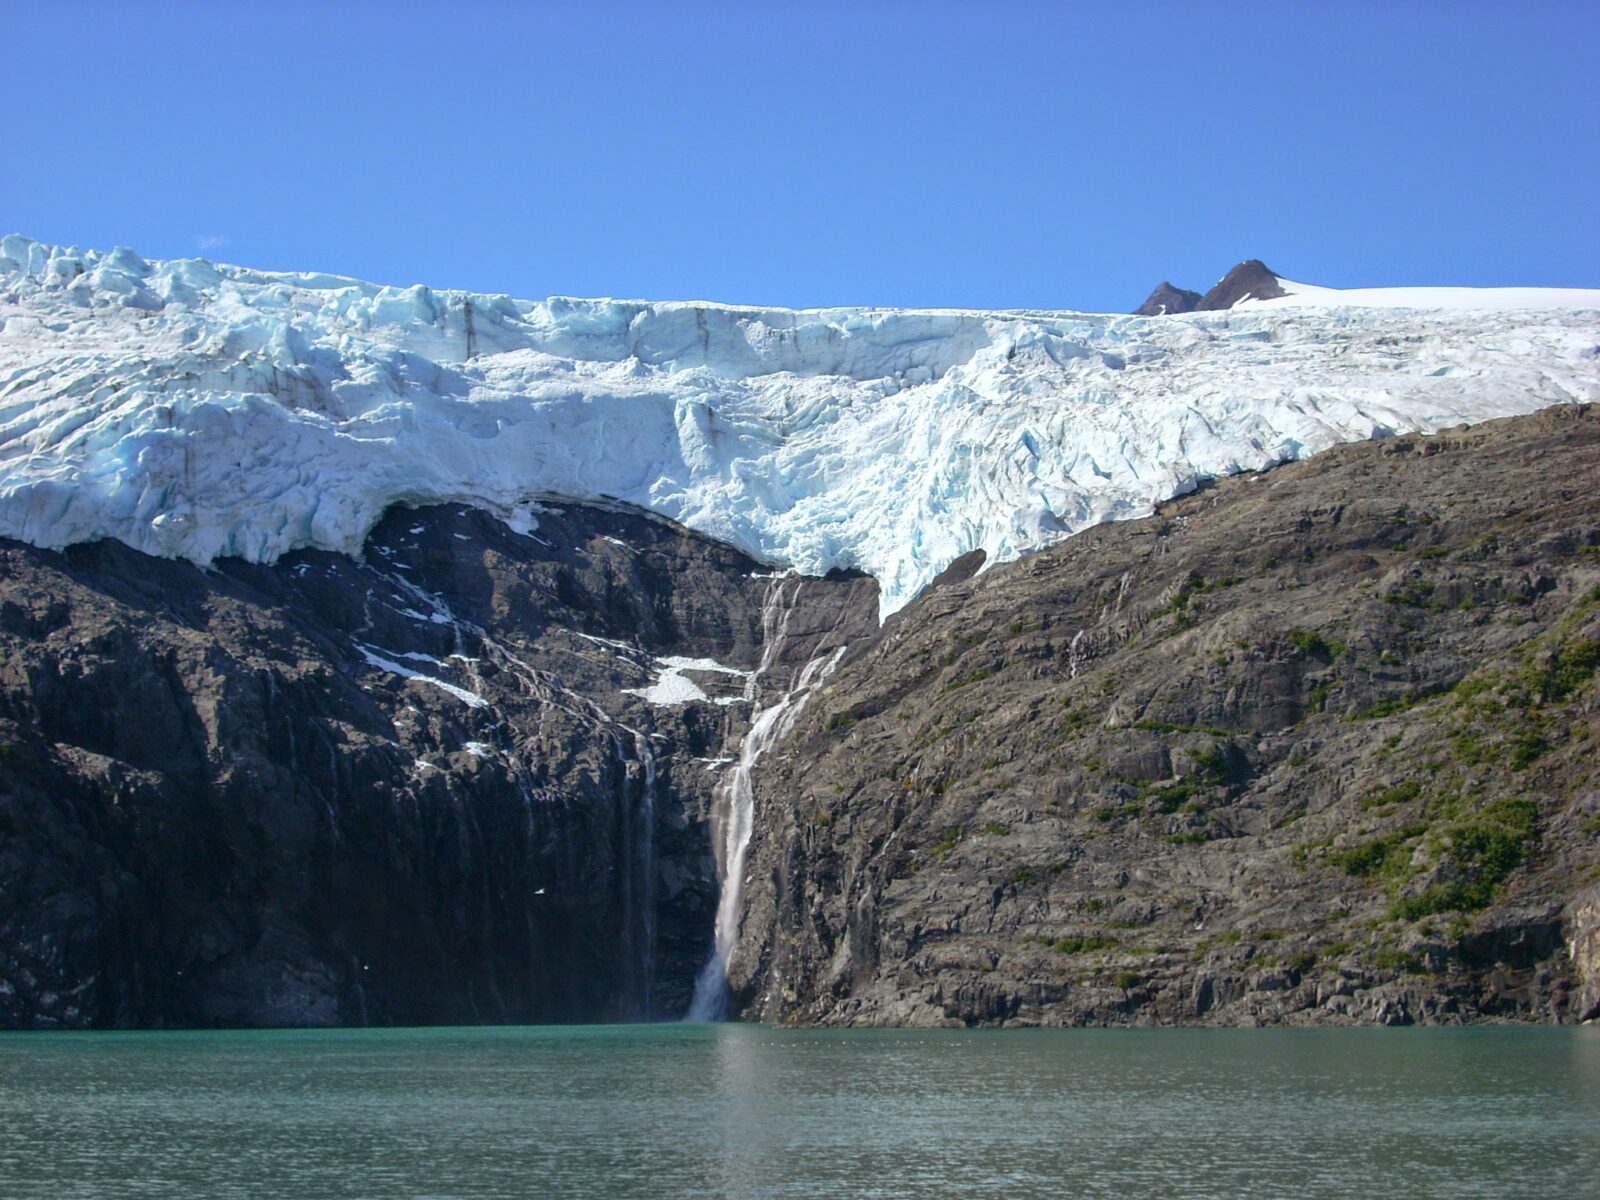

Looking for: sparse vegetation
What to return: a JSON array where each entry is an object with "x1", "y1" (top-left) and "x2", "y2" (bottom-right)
[
  {"x1": 1525, "y1": 638, "x2": 1600, "y2": 703},
  {"x1": 1285, "y1": 628, "x2": 1347, "y2": 660},
  {"x1": 1389, "y1": 797, "x2": 1540, "y2": 919},
  {"x1": 1025, "y1": 932, "x2": 1117, "y2": 954},
  {"x1": 1360, "y1": 780, "x2": 1422, "y2": 811},
  {"x1": 1282, "y1": 949, "x2": 1318, "y2": 973},
  {"x1": 1373, "y1": 947, "x2": 1424, "y2": 973},
  {"x1": 1384, "y1": 580, "x2": 1438, "y2": 608},
  {"x1": 1331, "y1": 824, "x2": 1428, "y2": 878},
  {"x1": 1353, "y1": 692, "x2": 1427, "y2": 720},
  {"x1": 1132, "y1": 719, "x2": 1234, "y2": 737},
  {"x1": 940, "y1": 667, "x2": 994, "y2": 694}
]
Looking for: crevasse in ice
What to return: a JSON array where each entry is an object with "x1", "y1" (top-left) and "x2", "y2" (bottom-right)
[{"x1": 2, "y1": 235, "x2": 1597, "y2": 617}]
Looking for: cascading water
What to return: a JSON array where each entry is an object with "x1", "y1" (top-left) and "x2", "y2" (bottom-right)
[
  {"x1": 687, "y1": 579, "x2": 847, "y2": 1021},
  {"x1": 630, "y1": 731, "x2": 659, "y2": 1018},
  {"x1": 613, "y1": 730, "x2": 661, "y2": 1020},
  {"x1": 367, "y1": 558, "x2": 843, "y2": 1023}
]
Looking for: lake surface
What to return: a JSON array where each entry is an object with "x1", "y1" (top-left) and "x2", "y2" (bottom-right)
[{"x1": 1, "y1": 1025, "x2": 1596, "y2": 1198}]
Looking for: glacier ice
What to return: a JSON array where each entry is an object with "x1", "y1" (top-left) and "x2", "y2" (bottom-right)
[{"x1": 2, "y1": 234, "x2": 1598, "y2": 618}]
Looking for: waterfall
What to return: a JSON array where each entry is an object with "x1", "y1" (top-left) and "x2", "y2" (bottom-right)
[
  {"x1": 632, "y1": 730, "x2": 659, "y2": 1018},
  {"x1": 687, "y1": 579, "x2": 846, "y2": 1021},
  {"x1": 613, "y1": 729, "x2": 663, "y2": 1021}
]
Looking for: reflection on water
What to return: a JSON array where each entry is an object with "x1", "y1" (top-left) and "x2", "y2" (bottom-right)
[{"x1": 1, "y1": 1024, "x2": 1596, "y2": 1199}]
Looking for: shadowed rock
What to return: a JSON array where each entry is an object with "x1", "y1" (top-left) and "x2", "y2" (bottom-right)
[
  {"x1": 1132, "y1": 261, "x2": 1288, "y2": 314},
  {"x1": 0, "y1": 503, "x2": 878, "y2": 1028},
  {"x1": 1134, "y1": 282, "x2": 1204, "y2": 316},
  {"x1": 1196, "y1": 259, "x2": 1288, "y2": 309}
]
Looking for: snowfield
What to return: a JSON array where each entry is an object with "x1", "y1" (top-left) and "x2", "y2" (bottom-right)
[{"x1": 2, "y1": 235, "x2": 1597, "y2": 617}]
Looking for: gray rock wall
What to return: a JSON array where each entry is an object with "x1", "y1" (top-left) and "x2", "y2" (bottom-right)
[{"x1": 736, "y1": 405, "x2": 1600, "y2": 1026}]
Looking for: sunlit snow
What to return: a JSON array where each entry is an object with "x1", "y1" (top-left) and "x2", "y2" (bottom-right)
[
  {"x1": 624, "y1": 656, "x2": 753, "y2": 707},
  {"x1": 354, "y1": 643, "x2": 489, "y2": 708}
]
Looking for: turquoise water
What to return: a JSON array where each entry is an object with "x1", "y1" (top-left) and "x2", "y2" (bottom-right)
[{"x1": 1, "y1": 1025, "x2": 1596, "y2": 1198}]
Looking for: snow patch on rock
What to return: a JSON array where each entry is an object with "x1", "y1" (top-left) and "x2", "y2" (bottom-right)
[
  {"x1": 354, "y1": 643, "x2": 489, "y2": 708},
  {"x1": 624, "y1": 656, "x2": 753, "y2": 707}
]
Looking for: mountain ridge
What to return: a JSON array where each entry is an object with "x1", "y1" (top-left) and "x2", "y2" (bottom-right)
[{"x1": 1133, "y1": 259, "x2": 1288, "y2": 314}]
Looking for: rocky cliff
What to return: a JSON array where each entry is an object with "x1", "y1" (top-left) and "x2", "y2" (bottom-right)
[
  {"x1": 3, "y1": 407, "x2": 1597, "y2": 1029},
  {"x1": 735, "y1": 404, "x2": 1600, "y2": 1026},
  {"x1": 0, "y1": 502, "x2": 876, "y2": 1027}
]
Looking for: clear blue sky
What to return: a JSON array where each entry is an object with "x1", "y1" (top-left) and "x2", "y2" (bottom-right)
[{"x1": 5, "y1": 0, "x2": 1596, "y2": 312}]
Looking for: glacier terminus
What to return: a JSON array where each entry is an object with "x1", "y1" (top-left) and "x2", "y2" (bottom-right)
[{"x1": 2, "y1": 235, "x2": 1598, "y2": 618}]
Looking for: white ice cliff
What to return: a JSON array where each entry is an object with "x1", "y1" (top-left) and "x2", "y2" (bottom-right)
[{"x1": 2, "y1": 235, "x2": 1598, "y2": 617}]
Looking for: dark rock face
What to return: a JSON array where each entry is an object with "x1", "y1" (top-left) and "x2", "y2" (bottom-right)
[
  {"x1": 0, "y1": 503, "x2": 877, "y2": 1028},
  {"x1": 1134, "y1": 282, "x2": 1203, "y2": 317},
  {"x1": 735, "y1": 405, "x2": 1600, "y2": 1026},
  {"x1": 1132, "y1": 260, "x2": 1286, "y2": 314},
  {"x1": 1196, "y1": 259, "x2": 1287, "y2": 309}
]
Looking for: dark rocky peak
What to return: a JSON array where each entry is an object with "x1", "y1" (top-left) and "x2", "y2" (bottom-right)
[
  {"x1": 1134, "y1": 281, "x2": 1203, "y2": 317},
  {"x1": 1196, "y1": 259, "x2": 1287, "y2": 310},
  {"x1": 1131, "y1": 260, "x2": 1289, "y2": 315}
]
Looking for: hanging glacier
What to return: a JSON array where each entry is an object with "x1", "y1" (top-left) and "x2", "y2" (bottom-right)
[{"x1": 2, "y1": 234, "x2": 1598, "y2": 617}]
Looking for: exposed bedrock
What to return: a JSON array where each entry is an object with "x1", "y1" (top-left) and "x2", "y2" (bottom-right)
[
  {"x1": 0, "y1": 501, "x2": 876, "y2": 1028},
  {"x1": 734, "y1": 405, "x2": 1600, "y2": 1026}
]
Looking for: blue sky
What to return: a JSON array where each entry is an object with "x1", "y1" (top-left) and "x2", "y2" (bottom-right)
[{"x1": 5, "y1": 1, "x2": 1596, "y2": 312}]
